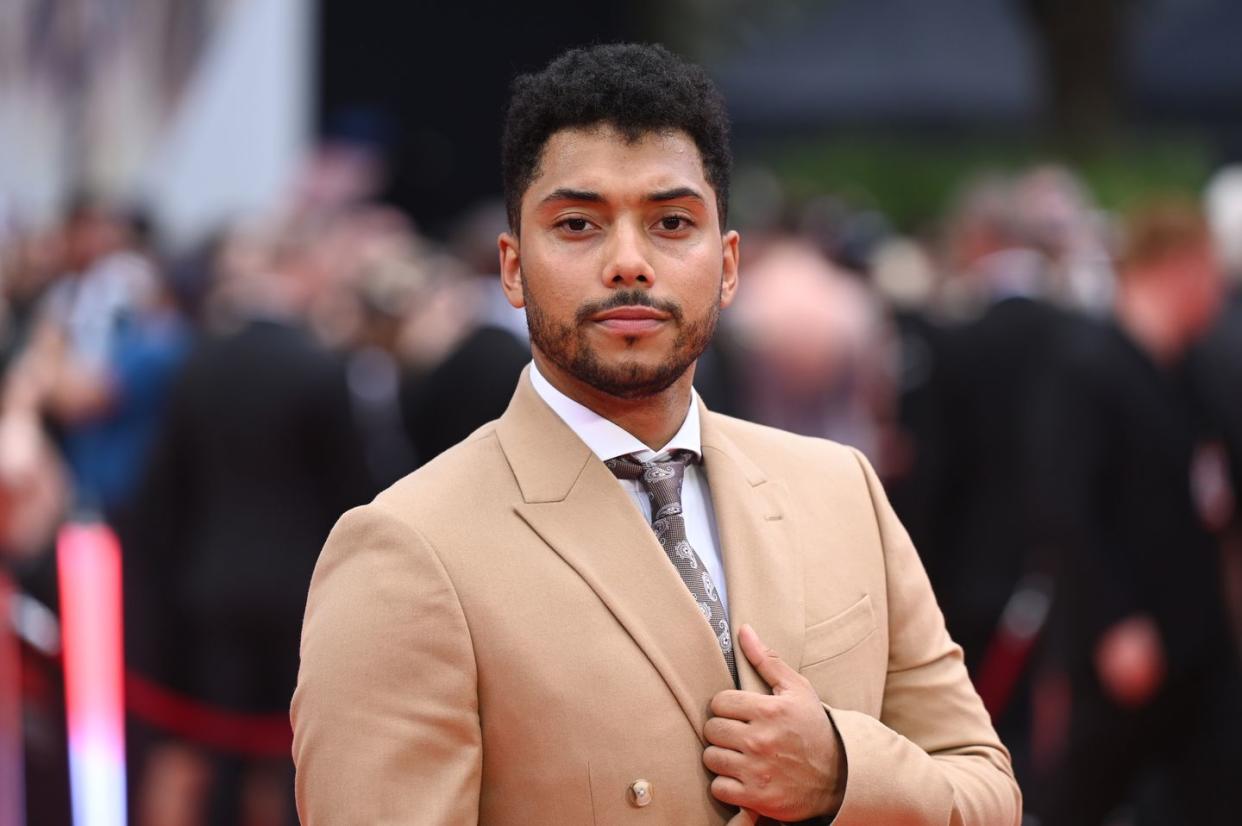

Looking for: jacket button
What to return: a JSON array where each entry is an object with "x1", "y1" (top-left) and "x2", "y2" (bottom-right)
[{"x1": 628, "y1": 779, "x2": 653, "y2": 807}]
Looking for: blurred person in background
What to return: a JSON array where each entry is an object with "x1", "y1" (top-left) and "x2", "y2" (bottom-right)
[
  {"x1": 868, "y1": 234, "x2": 955, "y2": 574},
  {"x1": 0, "y1": 214, "x2": 71, "y2": 826},
  {"x1": 0, "y1": 197, "x2": 186, "y2": 826},
  {"x1": 1191, "y1": 166, "x2": 1242, "y2": 652},
  {"x1": 128, "y1": 221, "x2": 372, "y2": 826},
  {"x1": 1011, "y1": 165, "x2": 1115, "y2": 316},
  {"x1": 726, "y1": 235, "x2": 889, "y2": 458},
  {"x1": 399, "y1": 199, "x2": 530, "y2": 465},
  {"x1": 6, "y1": 200, "x2": 191, "y2": 679},
  {"x1": 0, "y1": 220, "x2": 72, "y2": 563},
  {"x1": 1029, "y1": 199, "x2": 1239, "y2": 826},
  {"x1": 915, "y1": 172, "x2": 1082, "y2": 788},
  {"x1": 0, "y1": 376, "x2": 67, "y2": 563},
  {"x1": 13, "y1": 198, "x2": 186, "y2": 519},
  {"x1": 327, "y1": 206, "x2": 425, "y2": 487}
]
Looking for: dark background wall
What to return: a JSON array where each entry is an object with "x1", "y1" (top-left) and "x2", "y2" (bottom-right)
[
  {"x1": 318, "y1": 1, "x2": 638, "y2": 236},
  {"x1": 317, "y1": 0, "x2": 1242, "y2": 236}
]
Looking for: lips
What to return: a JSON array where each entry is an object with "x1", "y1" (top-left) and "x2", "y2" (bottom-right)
[
  {"x1": 592, "y1": 306, "x2": 670, "y2": 322},
  {"x1": 590, "y1": 306, "x2": 670, "y2": 335}
]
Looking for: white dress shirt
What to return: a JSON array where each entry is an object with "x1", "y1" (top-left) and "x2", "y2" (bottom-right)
[{"x1": 529, "y1": 361, "x2": 729, "y2": 612}]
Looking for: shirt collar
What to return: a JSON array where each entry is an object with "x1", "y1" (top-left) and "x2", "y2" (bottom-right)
[{"x1": 528, "y1": 360, "x2": 701, "y2": 463}]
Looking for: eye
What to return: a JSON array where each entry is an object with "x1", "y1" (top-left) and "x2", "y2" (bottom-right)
[
  {"x1": 658, "y1": 215, "x2": 693, "y2": 232},
  {"x1": 557, "y1": 217, "x2": 592, "y2": 233}
]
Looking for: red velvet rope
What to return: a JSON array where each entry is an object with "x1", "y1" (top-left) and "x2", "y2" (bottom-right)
[{"x1": 123, "y1": 671, "x2": 293, "y2": 758}]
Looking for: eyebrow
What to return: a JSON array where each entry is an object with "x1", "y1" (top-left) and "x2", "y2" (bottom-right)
[
  {"x1": 539, "y1": 188, "x2": 605, "y2": 206},
  {"x1": 646, "y1": 186, "x2": 706, "y2": 204},
  {"x1": 538, "y1": 186, "x2": 706, "y2": 207}
]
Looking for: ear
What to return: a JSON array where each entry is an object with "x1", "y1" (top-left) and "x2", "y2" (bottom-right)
[
  {"x1": 719, "y1": 230, "x2": 740, "y2": 309},
  {"x1": 498, "y1": 231, "x2": 525, "y2": 309}
]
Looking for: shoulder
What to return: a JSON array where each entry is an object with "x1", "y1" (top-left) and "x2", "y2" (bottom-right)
[
  {"x1": 370, "y1": 421, "x2": 512, "y2": 527},
  {"x1": 1040, "y1": 317, "x2": 1137, "y2": 403},
  {"x1": 314, "y1": 422, "x2": 510, "y2": 583},
  {"x1": 1046, "y1": 314, "x2": 1116, "y2": 366}
]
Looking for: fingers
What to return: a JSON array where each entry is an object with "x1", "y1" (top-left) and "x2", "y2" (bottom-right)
[
  {"x1": 710, "y1": 689, "x2": 775, "y2": 722},
  {"x1": 702, "y1": 744, "x2": 746, "y2": 779},
  {"x1": 703, "y1": 715, "x2": 749, "y2": 751},
  {"x1": 709, "y1": 773, "x2": 748, "y2": 808},
  {"x1": 738, "y1": 624, "x2": 801, "y2": 693}
]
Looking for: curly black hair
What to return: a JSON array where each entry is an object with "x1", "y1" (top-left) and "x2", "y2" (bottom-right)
[{"x1": 501, "y1": 43, "x2": 732, "y2": 232}]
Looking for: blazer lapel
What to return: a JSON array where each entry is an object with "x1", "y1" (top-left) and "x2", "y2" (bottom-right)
[
  {"x1": 497, "y1": 371, "x2": 734, "y2": 742},
  {"x1": 700, "y1": 406, "x2": 806, "y2": 696}
]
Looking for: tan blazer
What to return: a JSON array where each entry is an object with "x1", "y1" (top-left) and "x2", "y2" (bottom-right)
[{"x1": 292, "y1": 371, "x2": 1020, "y2": 825}]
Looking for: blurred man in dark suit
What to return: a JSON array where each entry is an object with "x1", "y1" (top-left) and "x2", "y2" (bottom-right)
[
  {"x1": 1030, "y1": 200, "x2": 1240, "y2": 826},
  {"x1": 929, "y1": 175, "x2": 1069, "y2": 676},
  {"x1": 131, "y1": 232, "x2": 371, "y2": 826},
  {"x1": 904, "y1": 176, "x2": 1080, "y2": 794},
  {"x1": 1191, "y1": 167, "x2": 1242, "y2": 659}
]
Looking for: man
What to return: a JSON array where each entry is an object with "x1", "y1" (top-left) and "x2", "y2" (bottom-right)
[
  {"x1": 293, "y1": 44, "x2": 1018, "y2": 825},
  {"x1": 1029, "y1": 200, "x2": 1242, "y2": 825},
  {"x1": 911, "y1": 179, "x2": 1058, "y2": 801},
  {"x1": 134, "y1": 231, "x2": 371, "y2": 825},
  {"x1": 926, "y1": 172, "x2": 1070, "y2": 682}
]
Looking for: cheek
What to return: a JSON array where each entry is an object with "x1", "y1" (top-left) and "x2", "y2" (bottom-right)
[
  {"x1": 690, "y1": 256, "x2": 727, "y2": 308},
  {"x1": 522, "y1": 254, "x2": 586, "y2": 316},
  {"x1": 661, "y1": 240, "x2": 722, "y2": 283}
]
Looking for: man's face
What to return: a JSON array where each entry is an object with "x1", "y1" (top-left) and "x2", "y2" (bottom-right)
[
  {"x1": 499, "y1": 125, "x2": 739, "y2": 399},
  {"x1": 1171, "y1": 240, "x2": 1224, "y2": 336}
]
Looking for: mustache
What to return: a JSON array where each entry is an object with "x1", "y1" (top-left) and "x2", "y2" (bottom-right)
[{"x1": 574, "y1": 290, "x2": 684, "y2": 325}]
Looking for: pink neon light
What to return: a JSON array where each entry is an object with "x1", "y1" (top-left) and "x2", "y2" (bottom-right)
[{"x1": 58, "y1": 522, "x2": 127, "y2": 826}]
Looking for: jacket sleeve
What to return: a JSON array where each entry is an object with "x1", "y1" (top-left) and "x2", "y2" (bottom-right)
[
  {"x1": 826, "y1": 449, "x2": 1022, "y2": 826},
  {"x1": 291, "y1": 503, "x2": 482, "y2": 825}
]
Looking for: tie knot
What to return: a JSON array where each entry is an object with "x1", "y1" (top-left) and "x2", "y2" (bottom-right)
[
  {"x1": 605, "y1": 451, "x2": 690, "y2": 478},
  {"x1": 605, "y1": 452, "x2": 693, "y2": 512}
]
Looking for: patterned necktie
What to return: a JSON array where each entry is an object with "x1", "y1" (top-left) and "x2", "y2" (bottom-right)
[{"x1": 606, "y1": 451, "x2": 737, "y2": 683}]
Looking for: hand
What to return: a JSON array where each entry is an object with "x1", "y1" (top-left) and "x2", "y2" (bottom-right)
[
  {"x1": 1094, "y1": 614, "x2": 1165, "y2": 708},
  {"x1": 704, "y1": 624, "x2": 846, "y2": 821}
]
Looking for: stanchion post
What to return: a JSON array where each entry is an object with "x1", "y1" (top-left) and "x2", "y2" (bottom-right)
[
  {"x1": 0, "y1": 573, "x2": 24, "y2": 826},
  {"x1": 57, "y1": 520, "x2": 126, "y2": 826}
]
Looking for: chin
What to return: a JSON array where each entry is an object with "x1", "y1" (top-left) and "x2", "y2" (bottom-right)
[{"x1": 584, "y1": 357, "x2": 691, "y2": 399}]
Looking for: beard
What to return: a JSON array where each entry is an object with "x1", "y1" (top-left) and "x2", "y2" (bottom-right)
[{"x1": 523, "y1": 284, "x2": 720, "y2": 400}]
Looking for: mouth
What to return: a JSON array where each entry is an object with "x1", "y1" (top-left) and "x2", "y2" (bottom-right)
[{"x1": 589, "y1": 306, "x2": 671, "y2": 336}]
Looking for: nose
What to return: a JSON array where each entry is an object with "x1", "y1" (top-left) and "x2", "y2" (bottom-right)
[{"x1": 602, "y1": 221, "x2": 654, "y2": 288}]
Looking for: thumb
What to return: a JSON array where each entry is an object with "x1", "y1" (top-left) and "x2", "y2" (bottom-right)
[{"x1": 738, "y1": 624, "x2": 800, "y2": 694}]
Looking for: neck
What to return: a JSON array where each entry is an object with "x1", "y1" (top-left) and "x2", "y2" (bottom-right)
[
  {"x1": 1116, "y1": 285, "x2": 1182, "y2": 365},
  {"x1": 532, "y1": 351, "x2": 695, "y2": 450}
]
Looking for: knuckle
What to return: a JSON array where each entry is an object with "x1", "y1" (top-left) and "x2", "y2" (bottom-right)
[{"x1": 746, "y1": 730, "x2": 773, "y2": 754}]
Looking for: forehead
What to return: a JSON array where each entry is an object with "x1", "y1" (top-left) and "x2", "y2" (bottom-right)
[{"x1": 527, "y1": 126, "x2": 712, "y2": 203}]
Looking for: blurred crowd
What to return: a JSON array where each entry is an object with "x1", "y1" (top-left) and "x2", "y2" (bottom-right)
[{"x1": 2, "y1": 152, "x2": 1241, "y2": 826}]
